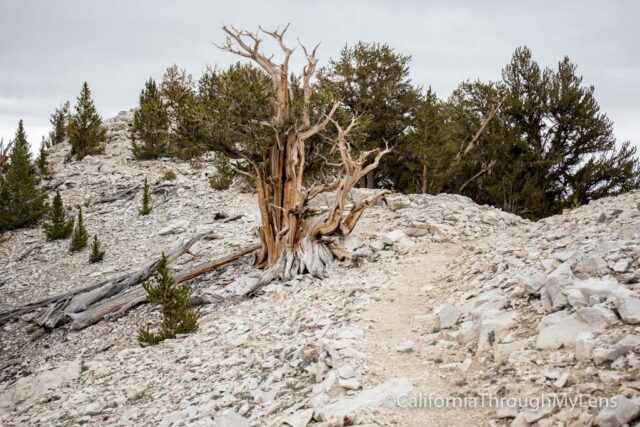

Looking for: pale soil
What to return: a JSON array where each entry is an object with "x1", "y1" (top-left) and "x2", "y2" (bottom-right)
[{"x1": 357, "y1": 240, "x2": 492, "y2": 426}]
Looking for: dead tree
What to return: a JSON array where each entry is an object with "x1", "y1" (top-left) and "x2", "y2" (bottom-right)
[
  {"x1": 0, "y1": 138, "x2": 13, "y2": 174},
  {"x1": 216, "y1": 25, "x2": 389, "y2": 285}
]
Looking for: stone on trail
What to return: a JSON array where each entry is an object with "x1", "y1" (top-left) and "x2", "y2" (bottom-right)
[
  {"x1": 594, "y1": 395, "x2": 640, "y2": 427},
  {"x1": 614, "y1": 294, "x2": 640, "y2": 324},
  {"x1": 436, "y1": 303, "x2": 462, "y2": 330},
  {"x1": 536, "y1": 315, "x2": 593, "y2": 350},
  {"x1": 313, "y1": 377, "x2": 413, "y2": 421},
  {"x1": 213, "y1": 410, "x2": 250, "y2": 427}
]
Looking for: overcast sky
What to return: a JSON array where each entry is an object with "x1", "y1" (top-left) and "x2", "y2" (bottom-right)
[{"x1": 1, "y1": 0, "x2": 639, "y2": 151}]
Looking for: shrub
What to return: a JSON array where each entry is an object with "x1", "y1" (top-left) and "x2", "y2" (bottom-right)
[
  {"x1": 89, "y1": 234, "x2": 105, "y2": 263},
  {"x1": 162, "y1": 170, "x2": 177, "y2": 181},
  {"x1": 68, "y1": 82, "x2": 107, "y2": 160},
  {"x1": 139, "y1": 178, "x2": 152, "y2": 215},
  {"x1": 69, "y1": 207, "x2": 89, "y2": 252},
  {"x1": 209, "y1": 154, "x2": 235, "y2": 190},
  {"x1": 44, "y1": 191, "x2": 74, "y2": 240},
  {"x1": 138, "y1": 253, "x2": 199, "y2": 346},
  {"x1": 0, "y1": 121, "x2": 46, "y2": 232}
]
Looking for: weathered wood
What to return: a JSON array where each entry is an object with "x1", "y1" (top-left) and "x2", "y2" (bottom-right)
[
  {"x1": 219, "y1": 26, "x2": 389, "y2": 285},
  {"x1": 95, "y1": 185, "x2": 139, "y2": 204},
  {"x1": 69, "y1": 244, "x2": 260, "y2": 329},
  {"x1": 0, "y1": 223, "x2": 237, "y2": 326}
]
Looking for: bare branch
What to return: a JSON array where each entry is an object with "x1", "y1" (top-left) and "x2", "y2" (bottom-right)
[{"x1": 299, "y1": 102, "x2": 339, "y2": 140}]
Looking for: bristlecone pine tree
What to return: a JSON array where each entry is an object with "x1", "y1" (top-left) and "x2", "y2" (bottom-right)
[
  {"x1": 36, "y1": 139, "x2": 49, "y2": 176},
  {"x1": 0, "y1": 120, "x2": 46, "y2": 232},
  {"x1": 139, "y1": 178, "x2": 151, "y2": 215},
  {"x1": 44, "y1": 190, "x2": 74, "y2": 240},
  {"x1": 131, "y1": 78, "x2": 171, "y2": 159},
  {"x1": 68, "y1": 82, "x2": 107, "y2": 160},
  {"x1": 49, "y1": 101, "x2": 70, "y2": 146},
  {"x1": 138, "y1": 253, "x2": 199, "y2": 346},
  {"x1": 89, "y1": 235, "x2": 105, "y2": 263},
  {"x1": 69, "y1": 207, "x2": 89, "y2": 252},
  {"x1": 212, "y1": 25, "x2": 390, "y2": 286}
]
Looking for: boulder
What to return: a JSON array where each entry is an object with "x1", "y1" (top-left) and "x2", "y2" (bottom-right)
[
  {"x1": 536, "y1": 315, "x2": 593, "y2": 350},
  {"x1": 575, "y1": 332, "x2": 593, "y2": 363},
  {"x1": 575, "y1": 255, "x2": 608, "y2": 275},
  {"x1": 383, "y1": 230, "x2": 407, "y2": 245},
  {"x1": 614, "y1": 295, "x2": 640, "y2": 324},
  {"x1": 575, "y1": 306, "x2": 618, "y2": 330},
  {"x1": 313, "y1": 377, "x2": 412, "y2": 421},
  {"x1": 158, "y1": 219, "x2": 189, "y2": 235},
  {"x1": 0, "y1": 360, "x2": 82, "y2": 410},
  {"x1": 593, "y1": 335, "x2": 640, "y2": 364},
  {"x1": 437, "y1": 303, "x2": 461, "y2": 330},
  {"x1": 595, "y1": 395, "x2": 640, "y2": 427},
  {"x1": 541, "y1": 263, "x2": 576, "y2": 312}
]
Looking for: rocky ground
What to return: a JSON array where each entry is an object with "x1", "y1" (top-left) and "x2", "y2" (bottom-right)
[{"x1": 1, "y1": 111, "x2": 639, "y2": 426}]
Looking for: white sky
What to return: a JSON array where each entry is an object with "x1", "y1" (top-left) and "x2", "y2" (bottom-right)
[{"x1": 1, "y1": 0, "x2": 638, "y2": 151}]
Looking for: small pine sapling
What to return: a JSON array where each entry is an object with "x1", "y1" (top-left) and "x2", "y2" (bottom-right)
[
  {"x1": 36, "y1": 138, "x2": 50, "y2": 176},
  {"x1": 43, "y1": 190, "x2": 74, "y2": 240},
  {"x1": 138, "y1": 253, "x2": 199, "y2": 346},
  {"x1": 139, "y1": 178, "x2": 152, "y2": 215},
  {"x1": 69, "y1": 207, "x2": 89, "y2": 252},
  {"x1": 89, "y1": 234, "x2": 105, "y2": 263}
]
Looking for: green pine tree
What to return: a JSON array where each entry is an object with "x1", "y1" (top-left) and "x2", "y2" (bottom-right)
[
  {"x1": 68, "y1": 82, "x2": 107, "y2": 160},
  {"x1": 0, "y1": 121, "x2": 46, "y2": 232},
  {"x1": 69, "y1": 207, "x2": 89, "y2": 252},
  {"x1": 49, "y1": 101, "x2": 70, "y2": 146},
  {"x1": 131, "y1": 78, "x2": 171, "y2": 160},
  {"x1": 36, "y1": 138, "x2": 50, "y2": 176},
  {"x1": 43, "y1": 190, "x2": 74, "y2": 240},
  {"x1": 139, "y1": 178, "x2": 152, "y2": 215},
  {"x1": 138, "y1": 253, "x2": 199, "y2": 346},
  {"x1": 89, "y1": 234, "x2": 105, "y2": 263}
]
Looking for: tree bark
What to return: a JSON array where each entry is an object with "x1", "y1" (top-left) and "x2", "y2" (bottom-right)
[{"x1": 219, "y1": 26, "x2": 391, "y2": 286}]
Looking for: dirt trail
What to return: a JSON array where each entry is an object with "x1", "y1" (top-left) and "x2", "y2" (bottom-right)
[{"x1": 357, "y1": 241, "x2": 491, "y2": 426}]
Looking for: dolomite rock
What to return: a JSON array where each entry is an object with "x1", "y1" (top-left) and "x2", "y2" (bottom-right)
[
  {"x1": 436, "y1": 303, "x2": 461, "y2": 330},
  {"x1": 312, "y1": 377, "x2": 412, "y2": 421},
  {"x1": 536, "y1": 315, "x2": 593, "y2": 350},
  {"x1": 213, "y1": 410, "x2": 249, "y2": 427},
  {"x1": 614, "y1": 295, "x2": 640, "y2": 324},
  {"x1": 594, "y1": 395, "x2": 640, "y2": 427}
]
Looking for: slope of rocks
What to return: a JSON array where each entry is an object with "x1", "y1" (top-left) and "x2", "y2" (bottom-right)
[{"x1": 1, "y1": 111, "x2": 639, "y2": 426}]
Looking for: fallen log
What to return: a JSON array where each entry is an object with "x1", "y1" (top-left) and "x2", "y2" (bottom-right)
[
  {"x1": 69, "y1": 244, "x2": 260, "y2": 329},
  {"x1": 95, "y1": 185, "x2": 139, "y2": 204},
  {"x1": 0, "y1": 216, "x2": 243, "y2": 327}
]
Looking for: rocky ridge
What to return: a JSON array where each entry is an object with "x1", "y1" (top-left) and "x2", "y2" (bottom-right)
[{"x1": 0, "y1": 110, "x2": 639, "y2": 426}]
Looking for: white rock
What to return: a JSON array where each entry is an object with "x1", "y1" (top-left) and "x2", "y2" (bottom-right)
[
  {"x1": 536, "y1": 315, "x2": 593, "y2": 350},
  {"x1": 576, "y1": 255, "x2": 608, "y2": 275},
  {"x1": 593, "y1": 335, "x2": 640, "y2": 364},
  {"x1": 313, "y1": 377, "x2": 412, "y2": 421},
  {"x1": 575, "y1": 332, "x2": 594, "y2": 363},
  {"x1": 0, "y1": 360, "x2": 82, "y2": 409},
  {"x1": 437, "y1": 303, "x2": 461, "y2": 330},
  {"x1": 280, "y1": 409, "x2": 313, "y2": 427},
  {"x1": 575, "y1": 306, "x2": 618, "y2": 330},
  {"x1": 382, "y1": 229, "x2": 407, "y2": 245},
  {"x1": 158, "y1": 219, "x2": 188, "y2": 235},
  {"x1": 337, "y1": 365, "x2": 355, "y2": 379},
  {"x1": 213, "y1": 409, "x2": 250, "y2": 427},
  {"x1": 611, "y1": 258, "x2": 630, "y2": 273},
  {"x1": 595, "y1": 395, "x2": 640, "y2": 427},
  {"x1": 614, "y1": 295, "x2": 640, "y2": 324}
]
